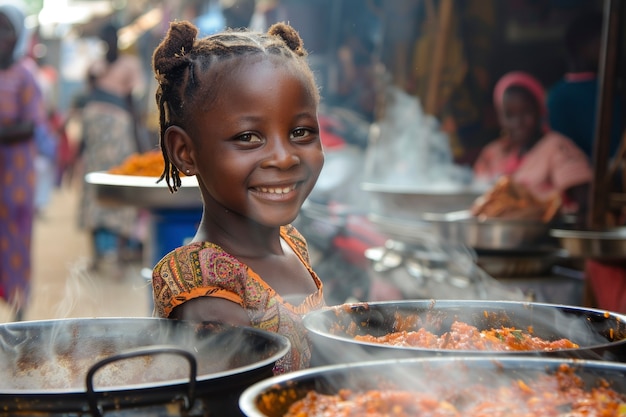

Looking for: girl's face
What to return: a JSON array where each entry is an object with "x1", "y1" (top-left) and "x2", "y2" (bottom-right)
[
  {"x1": 499, "y1": 89, "x2": 541, "y2": 144},
  {"x1": 184, "y1": 57, "x2": 324, "y2": 227}
]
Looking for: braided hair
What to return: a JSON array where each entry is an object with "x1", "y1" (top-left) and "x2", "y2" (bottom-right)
[{"x1": 152, "y1": 21, "x2": 319, "y2": 192}]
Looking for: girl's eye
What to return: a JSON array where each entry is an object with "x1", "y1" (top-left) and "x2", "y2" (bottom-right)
[
  {"x1": 238, "y1": 133, "x2": 262, "y2": 143},
  {"x1": 291, "y1": 128, "x2": 310, "y2": 139}
]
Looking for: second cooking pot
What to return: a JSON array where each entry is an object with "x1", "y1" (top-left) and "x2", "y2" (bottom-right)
[{"x1": 303, "y1": 300, "x2": 626, "y2": 366}]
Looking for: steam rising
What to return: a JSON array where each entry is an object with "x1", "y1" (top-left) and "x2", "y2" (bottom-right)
[{"x1": 0, "y1": 319, "x2": 288, "y2": 391}]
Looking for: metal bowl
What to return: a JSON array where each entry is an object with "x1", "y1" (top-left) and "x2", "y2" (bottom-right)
[
  {"x1": 85, "y1": 171, "x2": 202, "y2": 209},
  {"x1": 239, "y1": 357, "x2": 626, "y2": 417},
  {"x1": 369, "y1": 212, "x2": 553, "y2": 250},
  {"x1": 550, "y1": 227, "x2": 626, "y2": 260},
  {"x1": 451, "y1": 217, "x2": 552, "y2": 250},
  {"x1": 303, "y1": 300, "x2": 626, "y2": 366},
  {"x1": 476, "y1": 251, "x2": 561, "y2": 277}
]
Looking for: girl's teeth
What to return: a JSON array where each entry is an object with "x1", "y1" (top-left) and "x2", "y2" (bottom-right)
[{"x1": 259, "y1": 186, "x2": 293, "y2": 194}]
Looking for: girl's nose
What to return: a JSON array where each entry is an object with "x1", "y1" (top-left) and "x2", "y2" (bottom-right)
[{"x1": 261, "y1": 140, "x2": 301, "y2": 169}]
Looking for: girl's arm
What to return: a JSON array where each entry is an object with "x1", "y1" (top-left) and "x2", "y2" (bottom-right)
[{"x1": 169, "y1": 296, "x2": 251, "y2": 325}]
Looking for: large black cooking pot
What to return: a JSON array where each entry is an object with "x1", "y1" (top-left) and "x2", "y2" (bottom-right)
[
  {"x1": 303, "y1": 300, "x2": 626, "y2": 366},
  {"x1": 239, "y1": 356, "x2": 626, "y2": 416},
  {"x1": 0, "y1": 317, "x2": 290, "y2": 416}
]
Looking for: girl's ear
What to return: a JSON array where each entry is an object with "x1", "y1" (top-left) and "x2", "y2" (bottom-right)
[{"x1": 164, "y1": 126, "x2": 196, "y2": 175}]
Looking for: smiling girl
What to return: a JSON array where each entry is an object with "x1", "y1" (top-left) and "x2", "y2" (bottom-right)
[{"x1": 150, "y1": 21, "x2": 325, "y2": 373}]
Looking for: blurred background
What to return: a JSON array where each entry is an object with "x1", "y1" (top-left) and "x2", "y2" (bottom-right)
[
  {"x1": 26, "y1": 0, "x2": 612, "y2": 161},
  {"x1": 2, "y1": 0, "x2": 625, "y2": 321}
]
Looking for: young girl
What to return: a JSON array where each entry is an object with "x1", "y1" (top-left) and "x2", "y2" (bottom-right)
[{"x1": 150, "y1": 21, "x2": 325, "y2": 373}]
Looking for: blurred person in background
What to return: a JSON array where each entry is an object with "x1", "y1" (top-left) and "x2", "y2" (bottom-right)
[
  {"x1": 547, "y1": 10, "x2": 624, "y2": 161},
  {"x1": 77, "y1": 22, "x2": 146, "y2": 273},
  {"x1": 331, "y1": 0, "x2": 383, "y2": 123},
  {"x1": 0, "y1": 0, "x2": 46, "y2": 319},
  {"x1": 23, "y1": 34, "x2": 62, "y2": 217},
  {"x1": 473, "y1": 71, "x2": 593, "y2": 219}
]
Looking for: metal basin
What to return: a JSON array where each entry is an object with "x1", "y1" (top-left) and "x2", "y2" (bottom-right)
[
  {"x1": 369, "y1": 212, "x2": 553, "y2": 250},
  {"x1": 85, "y1": 171, "x2": 202, "y2": 209},
  {"x1": 551, "y1": 227, "x2": 626, "y2": 260},
  {"x1": 303, "y1": 300, "x2": 626, "y2": 366},
  {"x1": 240, "y1": 357, "x2": 626, "y2": 417}
]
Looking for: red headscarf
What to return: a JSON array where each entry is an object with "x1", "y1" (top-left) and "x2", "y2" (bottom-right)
[{"x1": 493, "y1": 71, "x2": 548, "y2": 121}]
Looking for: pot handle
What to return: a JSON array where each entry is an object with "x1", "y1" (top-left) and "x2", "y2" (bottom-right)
[{"x1": 86, "y1": 345, "x2": 198, "y2": 417}]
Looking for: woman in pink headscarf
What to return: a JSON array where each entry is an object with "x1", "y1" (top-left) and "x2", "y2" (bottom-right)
[{"x1": 473, "y1": 71, "x2": 592, "y2": 213}]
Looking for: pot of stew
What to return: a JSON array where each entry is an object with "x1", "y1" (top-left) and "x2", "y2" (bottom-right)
[
  {"x1": 239, "y1": 356, "x2": 626, "y2": 416},
  {"x1": 0, "y1": 318, "x2": 289, "y2": 416},
  {"x1": 302, "y1": 300, "x2": 626, "y2": 366}
]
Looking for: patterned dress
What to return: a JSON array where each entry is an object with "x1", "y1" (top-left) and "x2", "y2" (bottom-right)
[
  {"x1": 152, "y1": 224, "x2": 325, "y2": 373},
  {"x1": 0, "y1": 60, "x2": 44, "y2": 310}
]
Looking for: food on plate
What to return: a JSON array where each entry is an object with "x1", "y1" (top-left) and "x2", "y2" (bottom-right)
[
  {"x1": 354, "y1": 320, "x2": 579, "y2": 351},
  {"x1": 108, "y1": 150, "x2": 186, "y2": 177},
  {"x1": 281, "y1": 364, "x2": 626, "y2": 416},
  {"x1": 471, "y1": 176, "x2": 560, "y2": 222}
]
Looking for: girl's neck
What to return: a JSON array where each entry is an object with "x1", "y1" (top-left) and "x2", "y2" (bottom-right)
[{"x1": 194, "y1": 213, "x2": 284, "y2": 259}]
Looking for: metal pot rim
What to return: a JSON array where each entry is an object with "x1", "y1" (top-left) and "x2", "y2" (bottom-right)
[
  {"x1": 303, "y1": 300, "x2": 626, "y2": 353},
  {"x1": 0, "y1": 317, "x2": 290, "y2": 394}
]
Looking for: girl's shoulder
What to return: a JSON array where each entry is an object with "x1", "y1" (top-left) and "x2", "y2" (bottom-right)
[
  {"x1": 280, "y1": 224, "x2": 310, "y2": 262},
  {"x1": 156, "y1": 241, "x2": 241, "y2": 267},
  {"x1": 157, "y1": 226, "x2": 305, "y2": 267},
  {"x1": 281, "y1": 223, "x2": 305, "y2": 244}
]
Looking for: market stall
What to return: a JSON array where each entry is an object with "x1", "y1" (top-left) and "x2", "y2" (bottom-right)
[{"x1": 85, "y1": 171, "x2": 202, "y2": 268}]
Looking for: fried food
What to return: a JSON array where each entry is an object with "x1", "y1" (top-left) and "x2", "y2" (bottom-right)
[
  {"x1": 283, "y1": 364, "x2": 626, "y2": 417},
  {"x1": 108, "y1": 150, "x2": 186, "y2": 177},
  {"x1": 471, "y1": 176, "x2": 560, "y2": 222},
  {"x1": 354, "y1": 320, "x2": 578, "y2": 351}
]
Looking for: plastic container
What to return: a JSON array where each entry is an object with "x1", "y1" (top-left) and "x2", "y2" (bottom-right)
[{"x1": 149, "y1": 208, "x2": 203, "y2": 265}]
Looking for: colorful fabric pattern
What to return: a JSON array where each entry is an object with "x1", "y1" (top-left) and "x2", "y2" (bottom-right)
[
  {"x1": 0, "y1": 60, "x2": 44, "y2": 309},
  {"x1": 152, "y1": 224, "x2": 325, "y2": 373}
]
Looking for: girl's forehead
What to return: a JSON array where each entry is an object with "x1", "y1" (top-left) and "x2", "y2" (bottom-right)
[
  {"x1": 216, "y1": 54, "x2": 300, "y2": 76},
  {"x1": 202, "y1": 55, "x2": 317, "y2": 98}
]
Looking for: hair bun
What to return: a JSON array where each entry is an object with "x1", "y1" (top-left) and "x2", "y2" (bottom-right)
[
  {"x1": 153, "y1": 21, "x2": 198, "y2": 76},
  {"x1": 267, "y1": 22, "x2": 306, "y2": 56}
]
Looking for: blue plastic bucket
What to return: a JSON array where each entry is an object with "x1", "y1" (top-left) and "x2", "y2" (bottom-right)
[{"x1": 149, "y1": 208, "x2": 203, "y2": 265}]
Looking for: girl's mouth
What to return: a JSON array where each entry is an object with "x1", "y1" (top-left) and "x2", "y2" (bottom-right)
[{"x1": 253, "y1": 184, "x2": 297, "y2": 194}]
